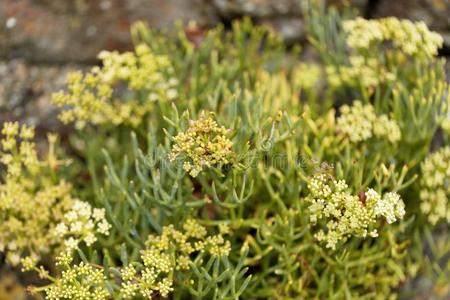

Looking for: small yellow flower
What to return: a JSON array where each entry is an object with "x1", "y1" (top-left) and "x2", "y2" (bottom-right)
[
  {"x1": 337, "y1": 101, "x2": 401, "y2": 143},
  {"x1": 420, "y1": 146, "x2": 450, "y2": 224},
  {"x1": 306, "y1": 174, "x2": 405, "y2": 250},
  {"x1": 343, "y1": 17, "x2": 443, "y2": 57},
  {"x1": 19, "y1": 125, "x2": 35, "y2": 140},
  {"x1": 52, "y1": 44, "x2": 177, "y2": 128},
  {"x1": 170, "y1": 113, "x2": 234, "y2": 177},
  {"x1": 116, "y1": 220, "x2": 231, "y2": 298}
]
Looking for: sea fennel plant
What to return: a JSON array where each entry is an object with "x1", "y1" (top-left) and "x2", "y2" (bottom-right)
[{"x1": 0, "y1": 1, "x2": 449, "y2": 299}]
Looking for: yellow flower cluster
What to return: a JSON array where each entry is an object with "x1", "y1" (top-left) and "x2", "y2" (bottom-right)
[
  {"x1": 328, "y1": 18, "x2": 441, "y2": 93},
  {"x1": 169, "y1": 113, "x2": 234, "y2": 177},
  {"x1": 326, "y1": 55, "x2": 395, "y2": 88},
  {"x1": 120, "y1": 219, "x2": 231, "y2": 299},
  {"x1": 306, "y1": 174, "x2": 405, "y2": 250},
  {"x1": 54, "y1": 200, "x2": 111, "y2": 251},
  {"x1": 0, "y1": 123, "x2": 76, "y2": 265},
  {"x1": 0, "y1": 122, "x2": 38, "y2": 178},
  {"x1": 420, "y1": 146, "x2": 450, "y2": 224},
  {"x1": 337, "y1": 101, "x2": 401, "y2": 143},
  {"x1": 0, "y1": 122, "x2": 108, "y2": 268},
  {"x1": 0, "y1": 181, "x2": 74, "y2": 266},
  {"x1": 44, "y1": 259, "x2": 109, "y2": 300},
  {"x1": 52, "y1": 44, "x2": 179, "y2": 128},
  {"x1": 343, "y1": 17, "x2": 443, "y2": 57},
  {"x1": 292, "y1": 63, "x2": 322, "y2": 90}
]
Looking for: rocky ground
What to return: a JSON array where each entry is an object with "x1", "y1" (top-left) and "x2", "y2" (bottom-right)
[{"x1": 0, "y1": 1, "x2": 449, "y2": 299}]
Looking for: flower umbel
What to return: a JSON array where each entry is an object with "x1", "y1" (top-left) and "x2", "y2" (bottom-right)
[
  {"x1": 119, "y1": 220, "x2": 231, "y2": 299},
  {"x1": 306, "y1": 174, "x2": 406, "y2": 250},
  {"x1": 44, "y1": 259, "x2": 109, "y2": 300},
  {"x1": 420, "y1": 146, "x2": 450, "y2": 224},
  {"x1": 1, "y1": 122, "x2": 38, "y2": 178},
  {"x1": 52, "y1": 44, "x2": 178, "y2": 128},
  {"x1": 169, "y1": 113, "x2": 234, "y2": 177},
  {"x1": 0, "y1": 123, "x2": 76, "y2": 265},
  {"x1": 54, "y1": 200, "x2": 111, "y2": 251},
  {"x1": 343, "y1": 17, "x2": 443, "y2": 57},
  {"x1": 337, "y1": 101, "x2": 401, "y2": 143}
]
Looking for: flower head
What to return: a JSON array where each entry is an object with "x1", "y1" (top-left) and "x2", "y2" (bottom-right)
[
  {"x1": 343, "y1": 17, "x2": 443, "y2": 57},
  {"x1": 52, "y1": 44, "x2": 178, "y2": 128},
  {"x1": 55, "y1": 200, "x2": 111, "y2": 250},
  {"x1": 420, "y1": 146, "x2": 450, "y2": 224},
  {"x1": 118, "y1": 220, "x2": 230, "y2": 299},
  {"x1": 337, "y1": 101, "x2": 401, "y2": 143},
  {"x1": 170, "y1": 113, "x2": 234, "y2": 177},
  {"x1": 306, "y1": 174, "x2": 406, "y2": 249},
  {"x1": 44, "y1": 259, "x2": 109, "y2": 300}
]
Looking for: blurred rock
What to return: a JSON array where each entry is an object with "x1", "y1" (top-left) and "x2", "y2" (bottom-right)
[
  {"x1": 0, "y1": 59, "x2": 85, "y2": 131},
  {"x1": 212, "y1": 0, "x2": 304, "y2": 43},
  {"x1": 213, "y1": 0, "x2": 367, "y2": 42},
  {"x1": 213, "y1": 0, "x2": 367, "y2": 18},
  {"x1": 261, "y1": 17, "x2": 305, "y2": 43},
  {"x1": 0, "y1": 269, "x2": 27, "y2": 300},
  {"x1": 0, "y1": 0, "x2": 218, "y2": 63},
  {"x1": 213, "y1": 0, "x2": 301, "y2": 18}
]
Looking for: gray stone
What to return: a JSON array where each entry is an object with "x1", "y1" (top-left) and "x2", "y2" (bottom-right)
[
  {"x1": 0, "y1": 0, "x2": 217, "y2": 63},
  {"x1": 260, "y1": 17, "x2": 304, "y2": 43},
  {"x1": 0, "y1": 59, "x2": 85, "y2": 130},
  {"x1": 213, "y1": 0, "x2": 301, "y2": 18}
]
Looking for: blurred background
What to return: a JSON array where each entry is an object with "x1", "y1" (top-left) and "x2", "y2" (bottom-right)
[
  {"x1": 0, "y1": 0, "x2": 449, "y2": 132},
  {"x1": 0, "y1": 0, "x2": 449, "y2": 299}
]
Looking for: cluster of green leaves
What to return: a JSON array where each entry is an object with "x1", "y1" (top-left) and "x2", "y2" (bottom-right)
[{"x1": 1, "y1": 1, "x2": 449, "y2": 299}]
